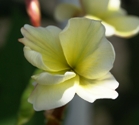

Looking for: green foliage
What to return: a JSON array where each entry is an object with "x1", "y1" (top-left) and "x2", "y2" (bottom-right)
[
  {"x1": 0, "y1": 7, "x2": 35, "y2": 125},
  {"x1": 16, "y1": 69, "x2": 43, "y2": 125},
  {"x1": 16, "y1": 79, "x2": 35, "y2": 125}
]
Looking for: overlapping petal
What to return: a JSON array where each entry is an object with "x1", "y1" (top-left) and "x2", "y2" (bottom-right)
[
  {"x1": 19, "y1": 25, "x2": 69, "y2": 72},
  {"x1": 105, "y1": 8, "x2": 127, "y2": 18},
  {"x1": 105, "y1": 16, "x2": 139, "y2": 37},
  {"x1": 23, "y1": 46, "x2": 49, "y2": 70},
  {"x1": 60, "y1": 18, "x2": 115, "y2": 79},
  {"x1": 55, "y1": 0, "x2": 139, "y2": 37},
  {"x1": 32, "y1": 71, "x2": 76, "y2": 85},
  {"x1": 76, "y1": 38, "x2": 115, "y2": 79},
  {"x1": 77, "y1": 72, "x2": 119, "y2": 102},
  {"x1": 55, "y1": 3, "x2": 81, "y2": 22},
  {"x1": 85, "y1": 15, "x2": 115, "y2": 36},
  {"x1": 28, "y1": 76, "x2": 79, "y2": 111}
]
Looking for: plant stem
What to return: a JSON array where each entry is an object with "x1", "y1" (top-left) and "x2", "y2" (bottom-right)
[
  {"x1": 79, "y1": 0, "x2": 86, "y2": 15},
  {"x1": 44, "y1": 106, "x2": 66, "y2": 125}
]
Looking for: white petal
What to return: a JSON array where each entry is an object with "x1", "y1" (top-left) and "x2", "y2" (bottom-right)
[
  {"x1": 32, "y1": 71, "x2": 76, "y2": 85},
  {"x1": 81, "y1": 0, "x2": 121, "y2": 17},
  {"x1": 108, "y1": 0, "x2": 121, "y2": 11},
  {"x1": 102, "y1": 21, "x2": 115, "y2": 36},
  {"x1": 106, "y1": 15, "x2": 139, "y2": 37},
  {"x1": 19, "y1": 25, "x2": 69, "y2": 72},
  {"x1": 85, "y1": 15, "x2": 115, "y2": 37},
  {"x1": 60, "y1": 17, "x2": 115, "y2": 79},
  {"x1": 24, "y1": 46, "x2": 48, "y2": 70},
  {"x1": 28, "y1": 76, "x2": 79, "y2": 111},
  {"x1": 76, "y1": 72, "x2": 119, "y2": 102}
]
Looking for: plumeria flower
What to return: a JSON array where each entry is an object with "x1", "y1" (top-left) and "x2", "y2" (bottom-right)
[
  {"x1": 19, "y1": 18, "x2": 119, "y2": 111},
  {"x1": 55, "y1": 0, "x2": 139, "y2": 37}
]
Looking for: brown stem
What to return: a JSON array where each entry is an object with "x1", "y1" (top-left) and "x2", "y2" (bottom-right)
[
  {"x1": 44, "y1": 105, "x2": 66, "y2": 125},
  {"x1": 79, "y1": 0, "x2": 86, "y2": 15}
]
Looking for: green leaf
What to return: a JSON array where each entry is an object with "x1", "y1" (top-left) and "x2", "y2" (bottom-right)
[{"x1": 16, "y1": 69, "x2": 43, "y2": 125}]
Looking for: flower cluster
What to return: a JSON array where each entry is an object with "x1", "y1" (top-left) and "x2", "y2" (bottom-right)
[
  {"x1": 19, "y1": 0, "x2": 139, "y2": 111},
  {"x1": 55, "y1": 0, "x2": 139, "y2": 37}
]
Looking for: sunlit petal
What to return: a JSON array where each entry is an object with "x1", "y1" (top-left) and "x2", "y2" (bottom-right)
[
  {"x1": 76, "y1": 39, "x2": 115, "y2": 79},
  {"x1": 77, "y1": 72, "x2": 119, "y2": 102},
  {"x1": 85, "y1": 15, "x2": 115, "y2": 36},
  {"x1": 32, "y1": 71, "x2": 76, "y2": 85},
  {"x1": 19, "y1": 24, "x2": 69, "y2": 72},
  {"x1": 106, "y1": 16, "x2": 139, "y2": 37},
  {"x1": 28, "y1": 76, "x2": 79, "y2": 111},
  {"x1": 55, "y1": 3, "x2": 81, "y2": 22},
  {"x1": 60, "y1": 18, "x2": 115, "y2": 79},
  {"x1": 108, "y1": 0, "x2": 121, "y2": 11},
  {"x1": 106, "y1": 8, "x2": 127, "y2": 18}
]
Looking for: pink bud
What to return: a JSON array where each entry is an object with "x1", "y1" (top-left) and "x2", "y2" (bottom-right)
[{"x1": 25, "y1": 0, "x2": 41, "y2": 27}]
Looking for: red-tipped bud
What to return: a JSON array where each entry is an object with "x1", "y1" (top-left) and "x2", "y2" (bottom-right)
[{"x1": 25, "y1": 0, "x2": 41, "y2": 27}]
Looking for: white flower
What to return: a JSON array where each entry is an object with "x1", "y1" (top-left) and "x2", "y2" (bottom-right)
[
  {"x1": 19, "y1": 18, "x2": 119, "y2": 111},
  {"x1": 55, "y1": 0, "x2": 139, "y2": 37}
]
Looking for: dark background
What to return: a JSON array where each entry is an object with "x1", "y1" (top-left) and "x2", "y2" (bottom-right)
[{"x1": 0, "y1": 0, "x2": 139, "y2": 125}]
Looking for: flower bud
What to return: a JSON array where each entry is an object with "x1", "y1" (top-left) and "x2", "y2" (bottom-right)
[{"x1": 25, "y1": 0, "x2": 41, "y2": 27}]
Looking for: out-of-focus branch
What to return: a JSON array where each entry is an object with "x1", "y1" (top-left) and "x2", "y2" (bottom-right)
[
  {"x1": 44, "y1": 106, "x2": 66, "y2": 125},
  {"x1": 79, "y1": 0, "x2": 86, "y2": 15}
]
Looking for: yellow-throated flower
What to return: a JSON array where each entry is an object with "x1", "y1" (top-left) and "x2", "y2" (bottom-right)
[
  {"x1": 55, "y1": 0, "x2": 139, "y2": 37},
  {"x1": 19, "y1": 18, "x2": 119, "y2": 111}
]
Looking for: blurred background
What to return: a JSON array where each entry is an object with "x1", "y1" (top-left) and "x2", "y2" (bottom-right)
[{"x1": 0, "y1": 0, "x2": 139, "y2": 125}]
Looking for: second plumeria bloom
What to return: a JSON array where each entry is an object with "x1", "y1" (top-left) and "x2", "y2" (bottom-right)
[
  {"x1": 55, "y1": 0, "x2": 139, "y2": 37},
  {"x1": 19, "y1": 18, "x2": 119, "y2": 111}
]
